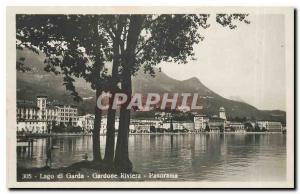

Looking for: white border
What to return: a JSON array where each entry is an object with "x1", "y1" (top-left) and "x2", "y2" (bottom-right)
[{"x1": 5, "y1": 6, "x2": 294, "y2": 189}]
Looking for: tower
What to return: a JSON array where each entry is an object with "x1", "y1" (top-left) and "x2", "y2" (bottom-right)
[
  {"x1": 219, "y1": 106, "x2": 226, "y2": 120},
  {"x1": 37, "y1": 95, "x2": 47, "y2": 120}
]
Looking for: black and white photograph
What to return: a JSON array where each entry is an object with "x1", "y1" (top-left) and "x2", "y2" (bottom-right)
[{"x1": 6, "y1": 6, "x2": 294, "y2": 188}]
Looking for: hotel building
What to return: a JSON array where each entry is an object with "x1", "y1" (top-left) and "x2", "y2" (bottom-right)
[
  {"x1": 256, "y1": 121, "x2": 282, "y2": 132},
  {"x1": 17, "y1": 96, "x2": 78, "y2": 133}
]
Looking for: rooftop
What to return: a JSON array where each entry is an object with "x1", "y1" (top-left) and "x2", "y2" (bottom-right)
[{"x1": 17, "y1": 100, "x2": 39, "y2": 109}]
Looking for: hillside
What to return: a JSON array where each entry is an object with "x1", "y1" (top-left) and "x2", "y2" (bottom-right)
[{"x1": 16, "y1": 50, "x2": 285, "y2": 122}]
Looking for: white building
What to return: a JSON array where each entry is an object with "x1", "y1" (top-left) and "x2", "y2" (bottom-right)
[
  {"x1": 17, "y1": 100, "x2": 39, "y2": 120},
  {"x1": 77, "y1": 114, "x2": 120, "y2": 134},
  {"x1": 56, "y1": 104, "x2": 78, "y2": 126},
  {"x1": 17, "y1": 96, "x2": 78, "y2": 133},
  {"x1": 194, "y1": 114, "x2": 209, "y2": 131},
  {"x1": 227, "y1": 121, "x2": 245, "y2": 132},
  {"x1": 77, "y1": 114, "x2": 95, "y2": 132},
  {"x1": 130, "y1": 118, "x2": 158, "y2": 133},
  {"x1": 219, "y1": 107, "x2": 226, "y2": 120},
  {"x1": 256, "y1": 121, "x2": 282, "y2": 132},
  {"x1": 17, "y1": 120, "x2": 48, "y2": 133},
  {"x1": 174, "y1": 121, "x2": 194, "y2": 131}
]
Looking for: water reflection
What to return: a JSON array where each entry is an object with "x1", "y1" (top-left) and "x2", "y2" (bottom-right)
[{"x1": 17, "y1": 134, "x2": 286, "y2": 181}]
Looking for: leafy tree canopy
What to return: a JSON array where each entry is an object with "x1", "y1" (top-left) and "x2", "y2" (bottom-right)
[{"x1": 16, "y1": 14, "x2": 249, "y2": 101}]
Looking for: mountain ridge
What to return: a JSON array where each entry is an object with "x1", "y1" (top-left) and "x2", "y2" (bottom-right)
[{"x1": 16, "y1": 50, "x2": 286, "y2": 122}]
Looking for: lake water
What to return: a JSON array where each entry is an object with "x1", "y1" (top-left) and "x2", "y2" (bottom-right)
[{"x1": 17, "y1": 133, "x2": 286, "y2": 181}]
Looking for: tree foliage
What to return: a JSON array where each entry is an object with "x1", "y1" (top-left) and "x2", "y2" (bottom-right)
[
  {"x1": 16, "y1": 14, "x2": 249, "y2": 92},
  {"x1": 16, "y1": 15, "x2": 115, "y2": 101}
]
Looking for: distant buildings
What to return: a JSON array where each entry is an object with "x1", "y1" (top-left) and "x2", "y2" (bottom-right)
[
  {"x1": 77, "y1": 114, "x2": 95, "y2": 132},
  {"x1": 16, "y1": 120, "x2": 48, "y2": 134},
  {"x1": 227, "y1": 122, "x2": 245, "y2": 132},
  {"x1": 17, "y1": 96, "x2": 78, "y2": 133},
  {"x1": 130, "y1": 118, "x2": 157, "y2": 133},
  {"x1": 256, "y1": 121, "x2": 282, "y2": 132},
  {"x1": 17, "y1": 95, "x2": 284, "y2": 134},
  {"x1": 193, "y1": 107, "x2": 283, "y2": 133},
  {"x1": 77, "y1": 114, "x2": 120, "y2": 134},
  {"x1": 56, "y1": 104, "x2": 78, "y2": 126},
  {"x1": 194, "y1": 114, "x2": 209, "y2": 131},
  {"x1": 194, "y1": 107, "x2": 227, "y2": 132},
  {"x1": 219, "y1": 106, "x2": 226, "y2": 120},
  {"x1": 209, "y1": 117, "x2": 226, "y2": 132}
]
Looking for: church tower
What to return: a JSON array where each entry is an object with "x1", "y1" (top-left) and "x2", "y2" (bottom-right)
[{"x1": 219, "y1": 106, "x2": 226, "y2": 120}]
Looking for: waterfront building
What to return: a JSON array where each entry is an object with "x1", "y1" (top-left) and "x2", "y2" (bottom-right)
[
  {"x1": 17, "y1": 100, "x2": 39, "y2": 120},
  {"x1": 17, "y1": 120, "x2": 48, "y2": 134},
  {"x1": 17, "y1": 96, "x2": 78, "y2": 133},
  {"x1": 158, "y1": 120, "x2": 194, "y2": 131},
  {"x1": 130, "y1": 118, "x2": 158, "y2": 133},
  {"x1": 77, "y1": 114, "x2": 95, "y2": 132},
  {"x1": 203, "y1": 107, "x2": 227, "y2": 132},
  {"x1": 194, "y1": 114, "x2": 209, "y2": 131},
  {"x1": 208, "y1": 117, "x2": 226, "y2": 132},
  {"x1": 55, "y1": 104, "x2": 78, "y2": 126},
  {"x1": 227, "y1": 121, "x2": 245, "y2": 132},
  {"x1": 256, "y1": 121, "x2": 282, "y2": 132},
  {"x1": 128, "y1": 117, "x2": 193, "y2": 133},
  {"x1": 36, "y1": 95, "x2": 47, "y2": 120},
  {"x1": 17, "y1": 100, "x2": 46, "y2": 133},
  {"x1": 77, "y1": 114, "x2": 119, "y2": 134}
]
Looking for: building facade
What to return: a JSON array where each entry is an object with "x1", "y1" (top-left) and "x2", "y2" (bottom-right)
[
  {"x1": 17, "y1": 96, "x2": 78, "y2": 133},
  {"x1": 130, "y1": 118, "x2": 158, "y2": 133},
  {"x1": 256, "y1": 121, "x2": 282, "y2": 132},
  {"x1": 17, "y1": 120, "x2": 48, "y2": 133},
  {"x1": 208, "y1": 117, "x2": 226, "y2": 132},
  {"x1": 227, "y1": 121, "x2": 245, "y2": 132},
  {"x1": 194, "y1": 114, "x2": 207, "y2": 131},
  {"x1": 56, "y1": 105, "x2": 78, "y2": 126},
  {"x1": 77, "y1": 114, "x2": 95, "y2": 132}
]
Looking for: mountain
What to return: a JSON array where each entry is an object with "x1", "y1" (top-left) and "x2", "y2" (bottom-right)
[
  {"x1": 228, "y1": 96, "x2": 246, "y2": 103},
  {"x1": 16, "y1": 50, "x2": 285, "y2": 122},
  {"x1": 17, "y1": 50, "x2": 95, "y2": 115},
  {"x1": 132, "y1": 69, "x2": 282, "y2": 120}
]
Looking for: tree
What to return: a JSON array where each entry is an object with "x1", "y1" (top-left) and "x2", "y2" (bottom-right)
[
  {"x1": 255, "y1": 123, "x2": 261, "y2": 132},
  {"x1": 205, "y1": 123, "x2": 210, "y2": 132},
  {"x1": 170, "y1": 117, "x2": 174, "y2": 132},
  {"x1": 16, "y1": 15, "x2": 114, "y2": 162},
  {"x1": 220, "y1": 126, "x2": 225, "y2": 133},
  {"x1": 112, "y1": 14, "x2": 249, "y2": 171},
  {"x1": 103, "y1": 16, "x2": 127, "y2": 164},
  {"x1": 244, "y1": 122, "x2": 254, "y2": 132}
]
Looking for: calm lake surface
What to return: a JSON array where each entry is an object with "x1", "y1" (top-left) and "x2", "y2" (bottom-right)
[{"x1": 17, "y1": 134, "x2": 286, "y2": 181}]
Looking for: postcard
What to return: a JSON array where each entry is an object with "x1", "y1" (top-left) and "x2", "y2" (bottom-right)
[{"x1": 6, "y1": 6, "x2": 294, "y2": 188}]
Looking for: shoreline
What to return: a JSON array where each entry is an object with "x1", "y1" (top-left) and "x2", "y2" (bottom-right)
[{"x1": 17, "y1": 131, "x2": 284, "y2": 139}]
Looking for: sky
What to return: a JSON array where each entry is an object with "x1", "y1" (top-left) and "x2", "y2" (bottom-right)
[{"x1": 158, "y1": 14, "x2": 286, "y2": 111}]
